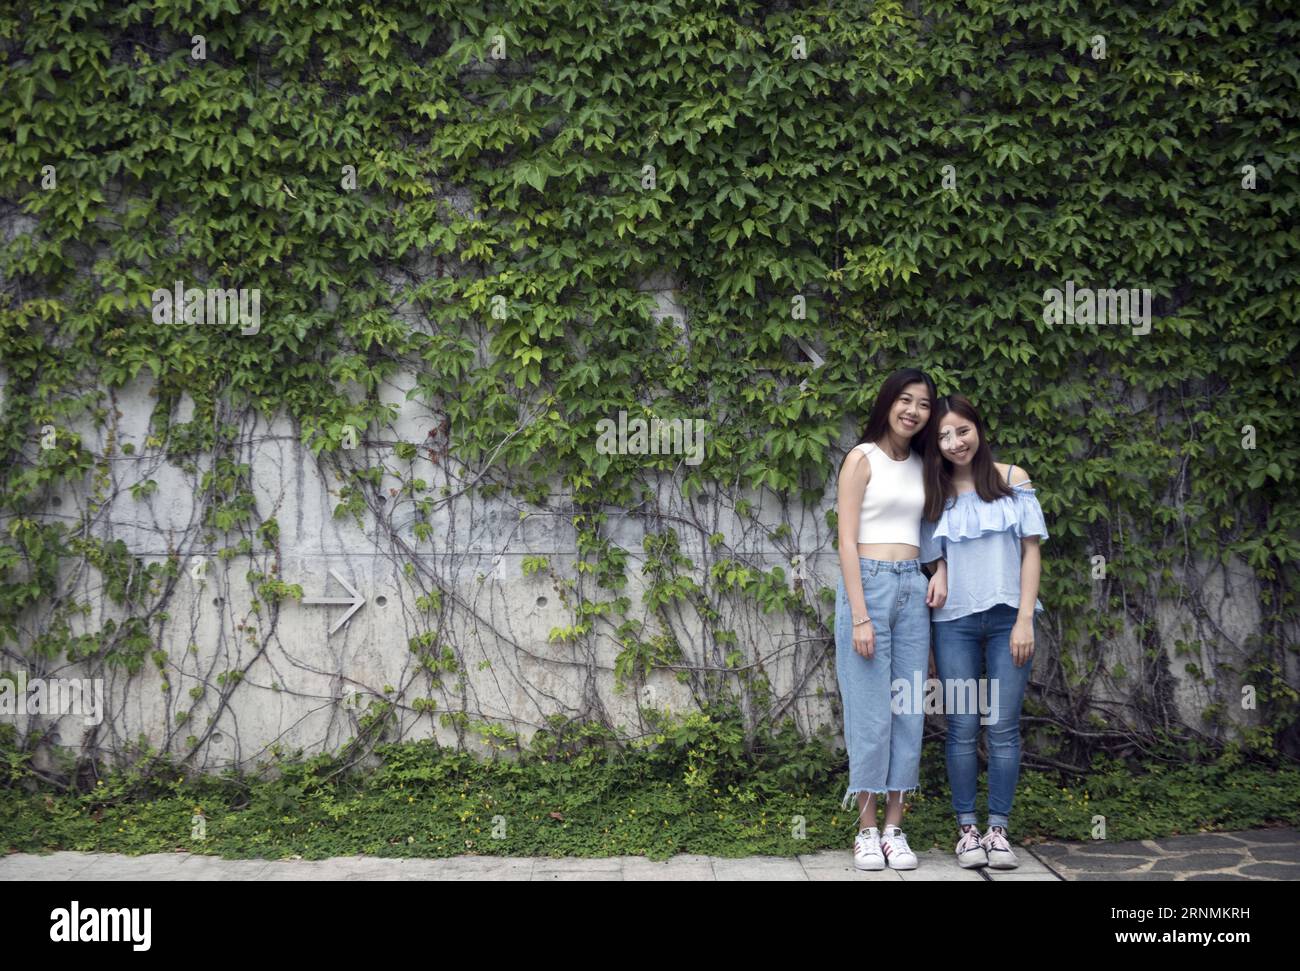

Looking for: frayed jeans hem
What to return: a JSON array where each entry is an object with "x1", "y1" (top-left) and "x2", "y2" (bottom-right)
[{"x1": 841, "y1": 783, "x2": 921, "y2": 811}]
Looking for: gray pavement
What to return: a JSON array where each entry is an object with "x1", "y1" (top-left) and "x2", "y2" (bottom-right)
[
  {"x1": 1031, "y1": 827, "x2": 1300, "y2": 881},
  {"x1": 2, "y1": 829, "x2": 1294, "y2": 880}
]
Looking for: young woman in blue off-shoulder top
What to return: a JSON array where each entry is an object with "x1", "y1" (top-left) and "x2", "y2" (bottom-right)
[{"x1": 918, "y1": 394, "x2": 1048, "y2": 871}]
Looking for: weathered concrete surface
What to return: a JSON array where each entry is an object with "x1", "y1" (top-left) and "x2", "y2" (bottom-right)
[
  {"x1": 4, "y1": 829, "x2": 1295, "y2": 880},
  {"x1": 3, "y1": 276, "x2": 1293, "y2": 772}
]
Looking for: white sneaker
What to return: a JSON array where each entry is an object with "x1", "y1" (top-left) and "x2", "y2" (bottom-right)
[
  {"x1": 981, "y1": 825, "x2": 1019, "y2": 868},
  {"x1": 853, "y1": 827, "x2": 885, "y2": 870},
  {"x1": 880, "y1": 825, "x2": 918, "y2": 869},
  {"x1": 956, "y1": 824, "x2": 988, "y2": 868}
]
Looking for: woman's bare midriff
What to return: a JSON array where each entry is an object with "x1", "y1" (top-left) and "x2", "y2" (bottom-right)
[{"x1": 857, "y1": 543, "x2": 921, "y2": 562}]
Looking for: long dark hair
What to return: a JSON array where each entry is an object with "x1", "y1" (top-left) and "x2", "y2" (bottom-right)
[
  {"x1": 857, "y1": 368, "x2": 937, "y2": 455},
  {"x1": 923, "y1": 393, "x2": 1013, "y2": 521}
]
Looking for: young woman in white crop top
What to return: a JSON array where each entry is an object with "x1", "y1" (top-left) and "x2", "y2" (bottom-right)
[{"x1": 834, "y1": 367, "x2": 945, "y2": 871}]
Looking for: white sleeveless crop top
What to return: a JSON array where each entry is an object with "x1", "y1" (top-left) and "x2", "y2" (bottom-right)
[{"x1": 853, "y1": 441, "x2": 925, "y2": 546}]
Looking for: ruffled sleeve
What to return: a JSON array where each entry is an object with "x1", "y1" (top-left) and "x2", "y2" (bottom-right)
[
  {"x1": 930, "y1": 481, "x2": 1049, "y2": 544},
  {"x1": 919, "y1": 516, "x2": 945, "y2": 563},
  {"x1": 1012, "y1": 482, "x2": 1048, "y2": 541}
]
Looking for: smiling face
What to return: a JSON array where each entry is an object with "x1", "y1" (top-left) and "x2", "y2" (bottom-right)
[
  {"x1": 889, "y1": 382, "x2": 930, "y2": 441},
  {"x1": 890, "y1": 382, "x2": 931, "y2": 440},
  {"x1": 937, "y1": 412, "x2": 979, "y2": 467}
]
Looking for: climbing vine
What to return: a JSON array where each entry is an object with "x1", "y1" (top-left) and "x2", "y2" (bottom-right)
[{"x1": 1, "y1": 0, "x2": 1296, "y2": 787}]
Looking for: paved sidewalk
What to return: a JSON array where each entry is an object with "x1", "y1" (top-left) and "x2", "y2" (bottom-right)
[
  {"x1": 1032, "y1": 827, "x2": 1300, "y2": 881},
  {"x1": 2, "y1": 829, "x2": 1294, "y2": 880}
]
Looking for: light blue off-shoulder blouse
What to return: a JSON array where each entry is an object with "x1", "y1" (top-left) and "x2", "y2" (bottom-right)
[{"x1": 919, "y1": 477, "x2": 1048, "y2": 624}]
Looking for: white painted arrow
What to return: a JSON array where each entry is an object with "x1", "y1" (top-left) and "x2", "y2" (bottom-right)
[
  {"x1": 302, "y1": 569, "x2": 365, "y2": 635},
  {"x1": 793, "y1": 337, "x2": 825, "y2": 391}
]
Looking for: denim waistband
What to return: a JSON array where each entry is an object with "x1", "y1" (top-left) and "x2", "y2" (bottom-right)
[{"x1": 858, "y1": 556, "x2": 921, "y2": 573}]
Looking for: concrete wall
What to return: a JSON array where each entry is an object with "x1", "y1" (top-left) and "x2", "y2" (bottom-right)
[{"x1": 2, "y1": 271, "x2": 1290, "y2": 774}]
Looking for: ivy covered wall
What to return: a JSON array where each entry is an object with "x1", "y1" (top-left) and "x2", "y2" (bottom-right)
[{"x1": 1, "y1": 0, "x2": 1296, "y2": 780}]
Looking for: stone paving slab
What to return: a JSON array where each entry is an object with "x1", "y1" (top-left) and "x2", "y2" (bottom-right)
[
  {"x1": 2, "y1": 829, "x2": 1293, "y2": 880},
  {"x1": 77, "y1": 853, "x2": 273, "y2": 881},
  {"x1": 0, "y1": 850, "x2": 97, "y2": 880},
  {"x1": 623, "y1": 855, "x2": 715, "y2": 881},
  {"x1": 1028, "y1": 827, "x2": 1300, "y2": 881},
  {"x1": 897, "y1": 850, "x2": 989, "y2": 881},
  {"x1": 712, "y1": 855, "x2": 807, "y2": 881},
  {"x1": 799, "y1": 849, "x2": 903, "y2": 881}
]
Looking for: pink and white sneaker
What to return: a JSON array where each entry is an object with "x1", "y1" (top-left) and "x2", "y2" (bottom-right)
[
  {"x1": 956, "y1": 824, "x2": 988, "y2": 868},
  {"x1": 981, "y1": 825, "x2": 1019, "y2": 868},
  {"x1": 880, "y1": 825, "x2": 918, "y2": 869}
]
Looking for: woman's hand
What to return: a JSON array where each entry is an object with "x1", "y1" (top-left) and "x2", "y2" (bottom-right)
[
  {"x1": 853, "y1": 617, "x2": 876, "y2": 660},
  {"x1": 926, "y1": 565, "x2": 947, "y2": 609},
  {"x1": 1010, "y1": 615, "x2": 1035, "y2": 666}
]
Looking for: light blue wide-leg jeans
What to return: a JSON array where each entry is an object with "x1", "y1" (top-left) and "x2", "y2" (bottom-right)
[{"x1": 835, "y1": 557, "x2": 931, "y2": 816}]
